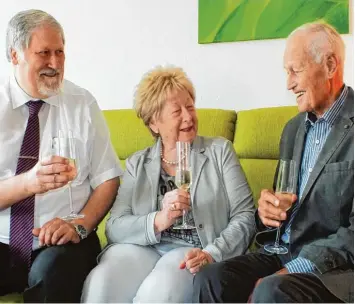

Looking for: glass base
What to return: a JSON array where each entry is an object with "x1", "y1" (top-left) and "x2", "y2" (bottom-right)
[
  {"x1": 61, "y1": 213, "x2": 85, "y2": 222},
  {"x1": 264, "y1": 244, "x2": 288, "y2": 254},
  {"x1": 173, "y1": 224, "x2": 195, "y2": 230}
]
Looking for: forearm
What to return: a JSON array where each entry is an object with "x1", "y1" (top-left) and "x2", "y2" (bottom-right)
[
  {"x1": 154, "y1": 211, "x2": 169, "y2": 233},
  {"x1": 0, "y1": 173, "x2": 32, "y2": 209},
  {"x1": 106, "y1": 211, "x2": 159, "y2": 245},
  {"x1": 204, "y1": 212, "x2": 256, "y2": 262},
  {"x1": 73, "y1": 177, "x2": 119, "y2": 233}
]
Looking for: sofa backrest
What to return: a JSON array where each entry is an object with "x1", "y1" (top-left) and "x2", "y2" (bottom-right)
[
  {"x1": 102, "y1": 109, "x2": 237, "y2": 169},
  {"x1": 98, "y1": 107, "x2": 298, "y2": 248},
  {"x1": 99, "y1": 109, "x2": 237, "y2": 248},
  {"x1": 233, "y1": 106, "x2": 299, "y2": 204},
  {"x1": 102, "y1": 107, "x2": 299, "y2": 205}
]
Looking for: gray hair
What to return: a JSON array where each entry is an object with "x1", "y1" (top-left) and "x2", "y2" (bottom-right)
[
  {"x1": 6, "y1": 9, "x2": 65, "y2": 62},
  {"x1": 290, "y1": 22, "x2": 345, "y2": 75}
]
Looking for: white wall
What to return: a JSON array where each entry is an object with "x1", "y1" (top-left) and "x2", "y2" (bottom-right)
[{"x1": 0, "y1": 0, "x2": 353, "y2": 111}]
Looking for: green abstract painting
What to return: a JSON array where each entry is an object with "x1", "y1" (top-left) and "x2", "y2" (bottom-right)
[{"x1": 198, "y1": 0, "x2": 349, "y2": 44}]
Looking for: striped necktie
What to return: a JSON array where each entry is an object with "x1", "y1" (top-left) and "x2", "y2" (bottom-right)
[{"x1": 9, "y1": 100, "x2": 44, "y2": 273}]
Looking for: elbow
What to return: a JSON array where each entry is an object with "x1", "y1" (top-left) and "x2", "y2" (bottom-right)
[{"x1": 105, "y1": 215, "x2": 122, "y2": 244}]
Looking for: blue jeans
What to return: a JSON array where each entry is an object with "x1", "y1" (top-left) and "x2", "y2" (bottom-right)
[{"x1": 82, "y1": 242, "x2": 195, "y2": 303}]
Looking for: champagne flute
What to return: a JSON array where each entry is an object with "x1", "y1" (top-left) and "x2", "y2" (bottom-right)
[
  {"x1": 53, "y1": 130, "x2": 84, "y2": 221},
  {"x1": 173, "y1": 141, "x2": 195, "y2": 230},
  {"x1": 264, "y1": 159, "x2": 296, "y2": 254}
]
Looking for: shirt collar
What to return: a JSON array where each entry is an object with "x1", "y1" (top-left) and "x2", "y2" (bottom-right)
[
  {"x1": 9, "y1": 72, "x2": 60, "y2": 109},
  {"x1": 305, "y1": 85, "x2": 348, "y2": 127}
]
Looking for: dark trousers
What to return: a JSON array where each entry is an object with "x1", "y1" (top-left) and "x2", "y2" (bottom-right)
[
  {"x1": 193, "y1": 252, "x2": 343, "y2": 303},
  {"x1": 0, "y1": 232, "x2": 101, "y2": 303}
]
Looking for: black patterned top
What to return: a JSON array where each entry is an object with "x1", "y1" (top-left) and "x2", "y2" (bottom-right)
[{"x1": 158, "y1": 168, "x2": 202, "y2": 248}]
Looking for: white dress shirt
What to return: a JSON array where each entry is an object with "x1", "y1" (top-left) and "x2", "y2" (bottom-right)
[{"x1": 0, "y1": 74, "x2": 123, "y2": 249}]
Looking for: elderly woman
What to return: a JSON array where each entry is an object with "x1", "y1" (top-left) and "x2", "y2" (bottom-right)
[{"x1": 81, "y1": 66, "x2": 255, "y2": 303}]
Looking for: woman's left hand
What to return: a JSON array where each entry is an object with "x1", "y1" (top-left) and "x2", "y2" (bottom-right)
[{"x1": 179, "y1": 248, "x2": 214, "y2": 274}]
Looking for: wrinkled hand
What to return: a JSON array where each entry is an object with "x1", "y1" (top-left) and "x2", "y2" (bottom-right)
[
  {"x1": 154, "y1": 189, "x2": 190, "y2": 232},
  {"x1": 258, "y1": 189, "x2": 297, "y2": 227},
  {"x1": 32, "y1": 217, "x2": 79, "y2": 246},
  {"x1": 247, "y1": 268, "x2": 289, "y2": 302},
  {"x1": 179, "y1": 248, "x2": 213, "y2": 274},
  {"x1": 25, "y1": 155, "x2": 73, "y2": 195}
]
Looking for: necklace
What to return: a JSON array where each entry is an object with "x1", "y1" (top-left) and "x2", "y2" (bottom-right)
[{"x1": 160, "y1": 146, "x2": 186, "y2": 165}]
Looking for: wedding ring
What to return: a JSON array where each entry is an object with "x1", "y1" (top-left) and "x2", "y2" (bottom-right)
[{"x1": 170, "y1": 203, "x2": 176, "y2": 211}]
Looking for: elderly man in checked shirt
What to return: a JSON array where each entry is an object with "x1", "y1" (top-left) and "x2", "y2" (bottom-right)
[{"x1": 193, "y1": 22, "x2": 354, "y2": 303}]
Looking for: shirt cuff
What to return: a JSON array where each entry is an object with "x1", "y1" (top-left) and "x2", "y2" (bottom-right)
[
  {"x1": 203, "y1": 244, "x2": 222, "y2": 263},
  {"x1": 285, "y1": 257, "x2": 315, "y2": 273},
  {"x1": 90, "y1": 166, "x2": 123, "y2": 189},
  {"x1": 146, "y1": 211, "x2": 160, "y2": 245}
]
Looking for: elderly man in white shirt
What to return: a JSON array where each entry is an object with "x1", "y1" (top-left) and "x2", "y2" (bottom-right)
[{"x1": 0, "y1": 9, "x2": 123, "y2": 302}]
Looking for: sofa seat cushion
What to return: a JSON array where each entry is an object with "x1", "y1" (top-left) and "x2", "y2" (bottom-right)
[{"x1": 0, "y1": 293, "x2": 23, "y2": 303}]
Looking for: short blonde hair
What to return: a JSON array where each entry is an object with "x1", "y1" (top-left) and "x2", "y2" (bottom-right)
[{"x1": 134, "y1": 66, "x2": 195, "y2": 138}]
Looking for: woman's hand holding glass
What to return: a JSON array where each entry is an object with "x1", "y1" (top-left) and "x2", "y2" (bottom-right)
[
  {"x1": 24, "y1": 155, "x2": 74, "y2": 195},
  {"x1": 154, "y1": 189, "x2": 191, "y2": 233}
]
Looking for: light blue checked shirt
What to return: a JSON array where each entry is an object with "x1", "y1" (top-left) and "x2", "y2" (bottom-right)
[{"x1": 282, "y1": 86, "x2": 348, "y2": 273}]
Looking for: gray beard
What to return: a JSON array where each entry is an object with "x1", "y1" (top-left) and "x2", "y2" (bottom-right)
[{"x1": 37, "y1": 78, "x2": 63, "y2": 97}]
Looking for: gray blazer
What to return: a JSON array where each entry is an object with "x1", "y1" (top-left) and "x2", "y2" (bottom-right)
[
  {"x1": 106, "y1": 136, "x2": 255, "y2": 262},
  {"x1": 256, "y1": 87, "x2": 354, "y2": 302}
]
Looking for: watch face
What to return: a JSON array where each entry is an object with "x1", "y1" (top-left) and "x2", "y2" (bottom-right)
[{"x1": 76, "y1": 225, "x2": 87, "y2": 239}]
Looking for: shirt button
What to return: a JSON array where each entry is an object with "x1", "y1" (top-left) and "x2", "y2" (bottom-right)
[
  {"x1": 198, "y1": 224, "x2": 204, "y2": 229},
  {"x1": 309, "y1": 168, "x2": 313, "y2": 173},
  {"x1": 315, "y1": 139, "x2": 320, "y2": 144}
]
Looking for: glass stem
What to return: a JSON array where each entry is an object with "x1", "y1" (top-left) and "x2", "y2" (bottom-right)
[
  {"x1": 68, "y1": 184, "x2": 74, "y2": 214},
  {"x1": 274, "y1": 226, "x2": 281, "y2": 247},
  {"x1": 182, "y1": 209, "x2": 188, "y2": 226}
]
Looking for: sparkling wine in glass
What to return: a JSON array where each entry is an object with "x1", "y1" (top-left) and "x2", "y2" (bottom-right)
[
  {"x1": 53, "y1": 130, "x2": 84, "y2": 221},
  {"x1": 175, "y1": 169, "x2": 192, "y2": 193},
  {"x1": 173, "y1": 141, "x2": 195, "y2": 230},
  {"x1": 264, "y1": 159, "x2": 296, "y2": 254}
]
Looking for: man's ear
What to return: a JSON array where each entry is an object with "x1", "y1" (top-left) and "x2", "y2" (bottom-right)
[
  {"x1": 325, "y1": 53, "x2": 338, "y2": 78},
  {"x1": 10, "y1": 48, "x2": 20, "y2": 65}
]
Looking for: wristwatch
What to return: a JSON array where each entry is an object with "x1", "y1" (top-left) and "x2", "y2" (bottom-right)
[{"x1": 73, "y1": 224, "x2": 88, "y2": 240}]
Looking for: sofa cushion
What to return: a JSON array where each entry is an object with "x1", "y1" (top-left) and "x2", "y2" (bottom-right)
[
  {"x1": 234, "y1": 106, "x2": 298, "y2": 159},
  {"x1": 197, "y1": 109, "x2": 237, "y2": 141},
  {"x1": 103, "y1": 109, "x2": 154, "y2": 160},
  {"x1": 0, "y1": 293, "x2": 23, "y2": 303},
  {"x1": 103, "y1": 109, "x2": 237, "y2": 162},
  {"x1": 97, "y1": 213, "x2": 109, "y2": 249},
  {"x1": 239, "y1": 158, "x2": 278, "y2": 206}
]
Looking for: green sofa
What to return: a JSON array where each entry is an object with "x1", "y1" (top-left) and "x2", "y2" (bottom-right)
[{"x1": 1, "y1": 106, "x2": 298, "y2": 303}]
